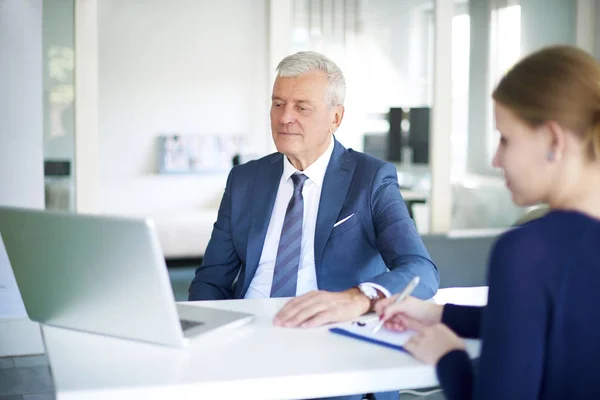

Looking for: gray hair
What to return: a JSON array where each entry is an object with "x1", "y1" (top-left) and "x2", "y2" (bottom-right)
[{"x1": 276, "y1": 51, "x2": 346, "y2": 108}]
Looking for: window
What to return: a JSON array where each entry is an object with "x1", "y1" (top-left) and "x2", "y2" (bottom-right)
[{"x1": 291, "y1": 0, "x2": 434, "y2": 152}]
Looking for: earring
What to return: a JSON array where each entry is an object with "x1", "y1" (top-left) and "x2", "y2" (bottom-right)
[{"x1": 547, "y1": 151, "x2": 555, "y2": 162}]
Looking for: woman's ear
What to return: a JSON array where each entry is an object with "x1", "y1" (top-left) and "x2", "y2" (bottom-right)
[{"x1": 543, "y1": 121, "x2": 567, "y2": 162}]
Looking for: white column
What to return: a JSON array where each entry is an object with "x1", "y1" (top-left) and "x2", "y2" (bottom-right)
[
  {"x1": 0, "y1": 0, "x2": 46, "y2": 356},
  {"x1": 429, "y1": 0, "x2": 454, "y2": 233},
  {"x1": 466, "y1": 0, "x2": 492, "y2": 175},
  {"x1": 520, "y1": 0, "x2": 577, "y2": 54},
  {"x1": 595, "y1": 1, "x2": 600, "y2": 58},
  {"x1": 268, "y1": 0, "x2": 293, "y2": 86},
  {"x1": 576, "y1": 0, "x2": 596, "y2": 53},
  {"x1": 74, "y1": 0, "x2": 99, "y2": 213}
]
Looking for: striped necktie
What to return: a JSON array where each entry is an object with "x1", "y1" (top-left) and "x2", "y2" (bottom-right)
[{"x1": 270, "y1": 173, "x2": 308, "y2": 298}]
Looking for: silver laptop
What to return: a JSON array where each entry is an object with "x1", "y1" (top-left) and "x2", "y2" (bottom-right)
[{"x1": 0, "y1": 206, "x2": 254, "y2": 347}]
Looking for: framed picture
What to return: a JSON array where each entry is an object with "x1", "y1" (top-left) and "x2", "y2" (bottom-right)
[{"x1": 158, "y1": 134, "x2": 244, "y2": 174}]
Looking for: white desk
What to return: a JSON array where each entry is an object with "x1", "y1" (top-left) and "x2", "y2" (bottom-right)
[
  {"x1": 399, "y1": 189, "x2": 428, "y2": 203},
  {"x1": 43, "y1": 287, "x2": 486, "y2": 400},
  {"x1": 399, "y1": 189, "x2": 428, "y2": 229}
]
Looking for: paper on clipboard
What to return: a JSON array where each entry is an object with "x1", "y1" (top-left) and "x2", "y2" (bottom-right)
[{"x1": 329, "y1": 318, "x2": 415, "y2": 352}]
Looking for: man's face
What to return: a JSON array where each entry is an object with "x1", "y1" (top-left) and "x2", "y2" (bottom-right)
[{"x1": 270, "y1": 70, "x2": 343, "y2": 166}]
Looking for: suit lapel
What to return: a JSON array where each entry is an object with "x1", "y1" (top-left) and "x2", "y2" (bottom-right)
[
  {"x1": 243, "y1": 154, "x2": 283, "y2": 292},
  {"x1": 314, "y1": 140, "x2": 356, "y2": 273}
]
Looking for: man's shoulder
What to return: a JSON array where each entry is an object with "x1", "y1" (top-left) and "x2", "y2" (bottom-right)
[
  {"x1": 346, "y1": 148, "x2": 387, "y2": 166},
  {"x1": 231, "y1": 152, "x2": 281, "y2": 174},
  {"x1": 343, "y1": 147, "x2": 393, "y2": 175}
]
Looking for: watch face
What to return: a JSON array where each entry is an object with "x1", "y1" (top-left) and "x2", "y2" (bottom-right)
[{"x1": 359, "y1": 285, "x2": 378, "y2": 299}]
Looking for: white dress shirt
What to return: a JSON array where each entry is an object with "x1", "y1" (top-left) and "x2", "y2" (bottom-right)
[{"x1": 244, "y1": 137, "x2": 390, "y2": 299}]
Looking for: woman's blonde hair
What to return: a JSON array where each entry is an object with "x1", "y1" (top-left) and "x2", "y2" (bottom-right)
[{"x1": 493, "y1": 45, "x2": 600, "y2": 160}]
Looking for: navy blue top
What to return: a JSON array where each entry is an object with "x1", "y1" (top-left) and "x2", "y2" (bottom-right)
[{"x1": 437, "y1": 210, "x2": 600, "y2": 400}]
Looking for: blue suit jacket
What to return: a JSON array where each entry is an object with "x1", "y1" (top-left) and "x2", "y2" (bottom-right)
[{"x1": 189, "y1": 139, "x2": 439, "y2": 301}]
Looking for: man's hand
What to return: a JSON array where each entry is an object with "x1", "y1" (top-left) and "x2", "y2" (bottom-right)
[{"x1": 273, "y1": 288, "x2": 370, "y2": 328}]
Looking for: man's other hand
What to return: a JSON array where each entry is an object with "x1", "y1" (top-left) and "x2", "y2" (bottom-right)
[{"x1": 273, "y1": 288, "x2": 370, "y2": 328}]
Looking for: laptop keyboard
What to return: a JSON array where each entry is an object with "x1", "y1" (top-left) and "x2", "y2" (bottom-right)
[{"x1": 179, "y1": 319, "x2": 205, "y2": 331}]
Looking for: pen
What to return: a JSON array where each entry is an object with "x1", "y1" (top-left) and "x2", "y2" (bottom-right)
[{"x1": 371, "y1": 276, "x2": 420, "y2": 334}]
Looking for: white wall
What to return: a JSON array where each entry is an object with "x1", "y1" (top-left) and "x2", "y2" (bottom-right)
[
  {"x1": 0, "y1": 0, "x2": 46, "y2": 356},
  {"x1": 96, "y1": 0, "x2": 270, "y2": 214},
  {"x1": 0, "y1": 2, "x2": 45, "y2": 208}
]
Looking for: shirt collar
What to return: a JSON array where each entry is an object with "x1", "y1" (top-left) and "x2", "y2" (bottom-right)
[{"x1": 282, "y1": 135, "x2": 335, "y2": 188}]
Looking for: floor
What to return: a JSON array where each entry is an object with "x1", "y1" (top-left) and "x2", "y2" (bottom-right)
[
  {"x1": 169, "y1": 266, "x2": 197, "y2": 301},
  {"x1": 0, "y1": 355, "x2": 53, "y2": 400},
  {"x1": 0, "y1": 266, "x2": 445, "y2": 400}
]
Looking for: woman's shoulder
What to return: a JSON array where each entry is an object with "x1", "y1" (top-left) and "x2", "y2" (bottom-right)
[{"x1": 492, "y1": 210, "x2": 600, "y2": 261}]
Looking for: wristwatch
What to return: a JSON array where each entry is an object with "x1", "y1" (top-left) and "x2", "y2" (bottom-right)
[{"x1": 357, "y1": 283, "x2": 382, "y2": 311}]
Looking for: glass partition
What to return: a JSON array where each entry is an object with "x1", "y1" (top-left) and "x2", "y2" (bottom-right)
[{"x1": 451, "y1": 0, "x2": 579, "y2": 231}]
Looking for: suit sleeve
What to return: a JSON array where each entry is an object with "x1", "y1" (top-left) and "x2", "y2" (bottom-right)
[
  {"x1": 366, "y1": 162, "x2": 439, "y2": 299},
  {"x1": 188, "y1": 168, "x2": 242, "y2": 300},
  {"x1": 437, "y1": 231, "x2": 550, "y2": 400},
  {"x1": 442, "y1": 304, "x2": 484, "y2": 338},
  {"x1": 437, "y1": 350, "x2": 474, "y2": 400}
]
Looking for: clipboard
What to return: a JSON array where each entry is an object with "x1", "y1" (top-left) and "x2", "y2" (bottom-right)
[{"x1": 329, "y1": 318, "x2": 415, "y2": 353}]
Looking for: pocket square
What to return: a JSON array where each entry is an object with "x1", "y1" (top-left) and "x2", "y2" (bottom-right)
[{"x1": 333, "y1": 213, "x2": 355, "y2": 228}]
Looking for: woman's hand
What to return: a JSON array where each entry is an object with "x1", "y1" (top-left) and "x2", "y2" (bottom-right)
[
  {"x1": 375, "y1": 296, "x2": 464, "y2": 364},
  {"x1": 374, "y1": 295, "x2": 444, "y2": 332},
  {"x1": 403, "y1": 319, "x2": 466, "y2": 365}
]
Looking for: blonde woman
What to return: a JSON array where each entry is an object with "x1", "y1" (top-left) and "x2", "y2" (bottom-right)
[{"x1": 377, "y1": 46, "x2": 600, "y2": 399}]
